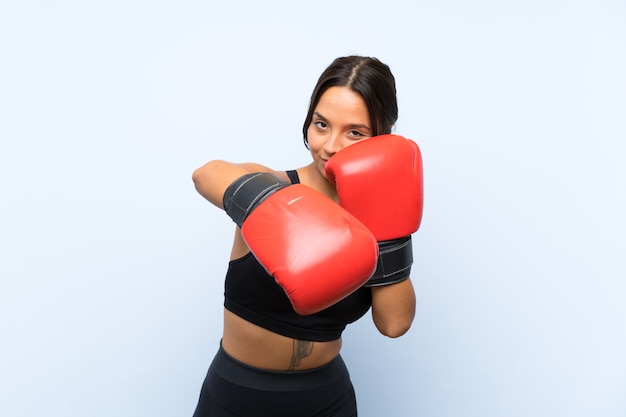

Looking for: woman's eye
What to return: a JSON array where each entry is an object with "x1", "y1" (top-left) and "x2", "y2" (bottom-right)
[
  {"x1": 314, "y1": 121, "x2": 327, "y2": 129},
  {"x1": 349, "y1": 130, "x2": 366, "y2": 137}
]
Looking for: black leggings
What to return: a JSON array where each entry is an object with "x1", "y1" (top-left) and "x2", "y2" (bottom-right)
[{"x1": 192, "y1": 343, "x2": 358, "y2": 417}]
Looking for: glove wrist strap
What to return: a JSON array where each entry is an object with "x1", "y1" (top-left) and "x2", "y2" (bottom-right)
[
  {"x1": 365, "y1": 236, "x2": 413, "y2": 287},
  {"x1": 223, "y1": 173, "x2": 290, "y2": 227}
]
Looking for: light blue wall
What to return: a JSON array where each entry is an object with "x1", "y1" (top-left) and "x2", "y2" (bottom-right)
[{"x1": 1, "y1": 1, "x2": 624, "y2": 416}]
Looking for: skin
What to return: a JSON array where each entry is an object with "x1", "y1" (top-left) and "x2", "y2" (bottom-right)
[{"x1": 192, "y1": 86, "x2": 416, "y2": 371}]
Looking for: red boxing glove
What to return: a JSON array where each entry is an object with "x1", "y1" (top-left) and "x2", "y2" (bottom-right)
[
  {"x1": 223, "y1": 173, "x2": 379, "y2": 315},
  {"x1": 325, "y1": 134, "x2": 423, "y2": 286}
]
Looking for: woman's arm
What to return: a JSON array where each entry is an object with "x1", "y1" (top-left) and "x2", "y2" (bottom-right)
[
  {"x1": 192, "y1": 161, "x2": 285, "y2": 209},
  {"x1": 370, "y1": 279, "x2": 416, "y2": 338}
]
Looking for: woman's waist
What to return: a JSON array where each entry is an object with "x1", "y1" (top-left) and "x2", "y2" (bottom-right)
[
  {"x1": 222, "y1": 309, "x2": 342, "y2": 371},
  {"x1": 210, "y1": 342, "x2": 349, "y2": 392}
]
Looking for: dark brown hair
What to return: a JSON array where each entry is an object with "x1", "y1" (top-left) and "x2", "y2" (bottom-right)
[{"x1": 302, "y1": 56, "x2": 398, "y2": 148}]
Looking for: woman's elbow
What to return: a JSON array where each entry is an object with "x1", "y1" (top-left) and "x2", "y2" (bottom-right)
[
  {"x1": 370, "y1": 279, "x2": 416, "y2": 338},
  {"x1": 191, "y1": 160, "x2": 229, "y2": 206},
  {"x1": 374, "y1": 318, "x2": 413, "y2": 338},
  {"x1": 192, "y1": 160, "x2": 218, "y2": 188}
]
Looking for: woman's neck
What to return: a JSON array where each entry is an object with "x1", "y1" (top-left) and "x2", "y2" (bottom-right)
[{"x1": 297, "y1": 163, "x2": 338, "y2": 202}]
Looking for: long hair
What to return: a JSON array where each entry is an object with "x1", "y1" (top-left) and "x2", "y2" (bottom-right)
[{"x1": 302, "y1": 56, "x2": 398, "y2": 148}]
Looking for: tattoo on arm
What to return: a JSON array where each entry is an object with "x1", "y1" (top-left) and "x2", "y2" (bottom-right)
[{"x1": 288, "y1": 340, "x2": 314, "y2": 370}]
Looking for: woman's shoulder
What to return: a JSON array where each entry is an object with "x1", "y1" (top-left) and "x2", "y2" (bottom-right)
[
  {"x1": 238, "y1": 162, "x2": 291, "y2": 182},
  {"x1": 234, "y1": 163, "x2": 324, "y2": 191}
]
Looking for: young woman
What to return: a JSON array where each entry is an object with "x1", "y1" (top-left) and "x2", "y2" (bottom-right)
[{"x1": 191, "y1": 55, "x2": 422, "y2": 417}]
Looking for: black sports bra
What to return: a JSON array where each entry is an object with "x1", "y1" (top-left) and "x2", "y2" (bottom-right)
[{"x1": 223, "y1": 170, "x2": 372, "y2": 342}]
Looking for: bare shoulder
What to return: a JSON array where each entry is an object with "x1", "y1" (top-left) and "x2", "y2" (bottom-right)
[{"x1": 238, "y1": 162, "x2": 290, "y2": 182}]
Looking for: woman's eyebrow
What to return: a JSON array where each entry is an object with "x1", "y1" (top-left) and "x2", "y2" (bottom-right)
[
  {"x1": 312, "y1": 111, "x2": 328, "y2": 121},
  {"x1": 313, "y1": 112, "x2": 372, "y2": 131},
  {"x1": 348, "y1": 123, "x2": 372, "y2": 132}
]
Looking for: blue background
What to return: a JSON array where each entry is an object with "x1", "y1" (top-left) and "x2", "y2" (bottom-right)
[{"x1": 1, "y1": 1, "x2": 625, "y2": 416}]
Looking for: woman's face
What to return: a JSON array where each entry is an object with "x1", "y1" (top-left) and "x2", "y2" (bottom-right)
[{"x1": 307, "y1": 86, "x2": 372, "y2": 180}]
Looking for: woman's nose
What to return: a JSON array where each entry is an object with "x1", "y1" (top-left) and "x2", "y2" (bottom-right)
[{"x1": 323, "y1": 133, "x2": 342, "y2": 156}]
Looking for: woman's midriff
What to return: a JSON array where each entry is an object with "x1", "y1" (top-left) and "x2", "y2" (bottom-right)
[{"x1": 222, "y1": 309, "x2": 342, "y2": 371}]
